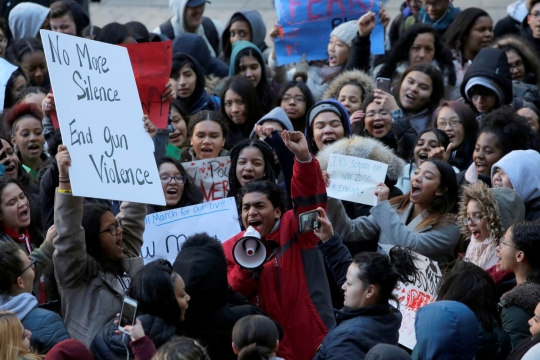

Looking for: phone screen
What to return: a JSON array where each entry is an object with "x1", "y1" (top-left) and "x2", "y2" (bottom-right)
[
  {"x1": 299, "y1": 210, "x2": 320, "y2": 233},
  {"x1": 120, "y1": 301, "x2": 136, "y2": 328}
]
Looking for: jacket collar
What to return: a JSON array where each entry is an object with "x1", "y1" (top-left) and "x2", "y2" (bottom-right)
[{"x1": 335, "y1": 303, "x2": 397, "y2": 323}]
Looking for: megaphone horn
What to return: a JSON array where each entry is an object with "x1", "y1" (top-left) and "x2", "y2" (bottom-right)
[{"x1": 232, "y1": 226, "x2": 267, "y2": 269}]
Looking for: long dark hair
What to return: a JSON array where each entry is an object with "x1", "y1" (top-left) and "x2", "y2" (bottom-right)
[
  {"x1": 432, "y1": 100, "x2": 478, "y2": 170},
  {"x1": 444, "y1": 8, "x2": 491, "y2": 55},
  {"x1": 511, "y1": 222, "x2": 540, "y2": 284},
  {"x1": 395, "y1": 63, "x2": 445, "y2": 117},
  {"x1": 354, "y1": 246, "x2": 419, "y2": 306},
  {"x1": 3, "y1": 69, "x2": 27, "y2": 109},
  {"x1": 128, "y1": 259, "x2": 181, "y2": 324},
  {"x1": 437, "y1": 260, "x2": 501, "y2": 330},
  {"x1": 275, "y1": 80, "x2": 315, "y2": 131},
  {"x1": 156, "y1": 157, "x2": 203, "y2": 208},
  {"x1": 220, "y1": 76, "x2": 263, "y2": 147},
  {"x1": 391, "y1": 159, "x2": 458, "y2": 229},
  {"x1": 232, "y1": 315, "x2": 279, "y2": 360},
  {"x1": 81, "y1": 203, "x2": 114, "y2": 273},
  {"x1": 233, "y1": 47, "x2": 274, "y2": 113},
  {"x1": 228, "y1": 140, "x2": 276, "y2": 199},
  {"x1": 378, "y1": 23, "x2": 456, "y2": 86}
]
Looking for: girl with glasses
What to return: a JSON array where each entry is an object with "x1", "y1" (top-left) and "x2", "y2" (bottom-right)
[
  {"x1": 458, "y1": 181, "x2": 525, "y2": 270},
  {"x1": 496, "y1": 221, "x2": 540, "y2": 349},
  {"x1": 276, "y1": 80, "x2": 315, "y2": 132}
]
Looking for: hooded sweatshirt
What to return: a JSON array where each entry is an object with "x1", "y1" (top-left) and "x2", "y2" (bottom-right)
[
  {"x1": 177, "y1": 53, "x2": 220, "y2": 114},
  {"x1": 412, "y1": 301, "x2": 479, "y2": 360},
  {"x1": 152, "y1": 0, "x2": 224, "y2": 57},
  {"x1": 365, "y1": 344, "x2": 412, "y2": 360},
  {"x1": 321, "y1": 69, "x2": 376, "y2": 110},
  {"x1": 494, "y1": 0, "x2": 529, "y2": 38},
  {"x1": 460, "y1": 47, "x2": 513, "y2": 112},
  {"x1": 222, "y1": 10, "x2": 269, "y2": 64},
  {"x1": 305, "y1": 99, "x2": 352, "y2": 154},
  {"x1": 172, "y1": 33, "x2": 229, "y2": 78},
  {"x1": 491, "y1": 150, "x2": 540, "y2": 221},
  {"x1": 8, "y1": 2, "x2": 50, "y2": 41},
  {"x1": 61, "y1": 0, "x2": 90, "y2": 37},
  {"x1": 249, "y1": 107, "x2": 294, "y2": 138}
]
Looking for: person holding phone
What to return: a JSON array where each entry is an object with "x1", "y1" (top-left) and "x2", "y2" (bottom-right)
[
  {"x1": 223, "y1": 131, "x2": 334, "y2": 360},
  {"x1": 52, "y1": 118, "x2": 156, "y2": 347}
]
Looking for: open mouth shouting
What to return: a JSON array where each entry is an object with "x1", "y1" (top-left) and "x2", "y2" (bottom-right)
[
  {"x1": 27, "y1": 144, "x2": 41, "y2": 155},
  {"x1": 322, "y1": 137, "x2": 336, "y2": 147},
  {"x1": 328, "y1": 55, "x2": 337, "y2": 65},
  {"x1": 18, "y1": 206, "x2": 30, "y2": 224},
  {"x1": 410, "y1": 183, "x2": 422, "y2": 198},
  {"x1": 417, "y1": 152, "x2": 429, "y2": 164},
  {"x1": 475, "y1": 160, "x2": 487, "y2": 174}
]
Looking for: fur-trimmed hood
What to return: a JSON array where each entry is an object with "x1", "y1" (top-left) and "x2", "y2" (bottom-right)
[
  {"x1": 316, "y1": 136, "x2": 405, "y2": 182},
  {"x1": 500, "y1": 282, "x2": 540, "y2": 315},
  {"x1": 492, "y1": 35, "x2": 540, "y2": 87},
  {"x1": 321, "y1": 69, "x2": 376, "y2": 101}
]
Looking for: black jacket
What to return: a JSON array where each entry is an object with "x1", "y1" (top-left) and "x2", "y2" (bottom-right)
[
  {"x1": 91, "y1": 314, "x2": 177, "y2": 360},
  {"x1": 460, "y1": 47, "x2": 513, "y2": 107},
  {"x1": 173, "y1": 236, "x2": 277, "y2": 360},
  {"x1": 525, "y1": 196, "x2": 540, "y2": 221}
]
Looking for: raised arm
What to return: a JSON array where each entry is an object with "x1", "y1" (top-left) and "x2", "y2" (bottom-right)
[
  {"x1": 345, "y1": 12, "x2": 376, "y2": 72},
  {"x1": 326, "y1": 197, "x2": 380, "y2": 242}
]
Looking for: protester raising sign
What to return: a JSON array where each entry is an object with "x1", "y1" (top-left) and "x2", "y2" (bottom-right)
[
  {"x1": 273, "y1": 0, "x2": 385, "y2": 65},
  {"x1": 120, "y1": 41, "x2": 172, "y2": 129},
  {"x1": 141, "y1": 197, "x2": 241, "y2": 264},
  {"x1": 40, "y1": 30, "x2": 165, "y2": 205},
  {"x1": 379, "y1": 244, "x2": 443, "y2": 350},
  {"x1": 326, "y1": 154, "x2": 388, "y2": 206},
  {"x1": 182, "y1": 156, "x2": 231, "y2": 202}
]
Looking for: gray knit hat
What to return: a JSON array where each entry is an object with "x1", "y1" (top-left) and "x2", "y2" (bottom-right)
[{"x1": 330, "y1": 20, "x2": 358, "y2": 48}]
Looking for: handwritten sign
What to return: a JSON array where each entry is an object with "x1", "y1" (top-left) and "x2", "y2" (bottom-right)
[
  {"x1": 182, "y1": 156, "x2": 231, "y2": 202},
  {"x1": 327, "y1": 154, "x2": 388, "y2": 206},
  {"x1": 120, "y1": 41, "x2": 172, "y2": 129},
  {"x1": 273, "y1": 0, "x2": 385, "y2": 65},
  {"x1": 0, "y1": 58, "x2": 17, "y2": 111},
  {"x1": 141, "y1": 197, "x2": 241, "y2": 264},
  {"x1": 379, "y1": 244, "x2": 442, "y2": 350},
  {"x1": 40, "y1": 30, "x2": 165, "y2": 205}
]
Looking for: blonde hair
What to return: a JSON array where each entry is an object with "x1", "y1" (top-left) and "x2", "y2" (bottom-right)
[
  {"x1": 458, "y1": 182, "x2": 504, "y2": 241},
  {"x1": 0, "y1": 312, "x2": 42, "y2": 360}
]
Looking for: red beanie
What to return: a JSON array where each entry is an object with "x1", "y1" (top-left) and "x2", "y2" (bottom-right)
[{"x1": 44, "y1": 339, "x2": 93, "y2": 360}]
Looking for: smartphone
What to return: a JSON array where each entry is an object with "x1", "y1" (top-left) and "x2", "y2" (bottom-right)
[
  {"x1": 299, "y1": 210, "x2": 320, "y2": 233},
  {"x1": 118, "y1": 297, "x2": 137, "y2": 335},
  {"x1": 376, "y1": 77, "x2": 391, "y2": 93}
]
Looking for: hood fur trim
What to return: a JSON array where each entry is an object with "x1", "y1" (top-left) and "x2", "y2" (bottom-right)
[
  {"x1": 321, "y1": 69, "x2": 376, "y2": 100},
  {"x1": 492, "y1": 35, "x2": 540, "y2": 88},
  {"x1": 316, "y1": 136, "x2": 405, "y2": 181},
  {"x1": 501, "y1": 282, "x2": 540, "y2": 315}
]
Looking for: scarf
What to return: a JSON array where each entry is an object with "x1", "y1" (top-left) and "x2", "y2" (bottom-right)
[
  {"x1": 421, "y1": 3, "x2": 460, "y2": 32},
  {"x1": 3, "y1": 224, "x2": 31, "y2": 253}
]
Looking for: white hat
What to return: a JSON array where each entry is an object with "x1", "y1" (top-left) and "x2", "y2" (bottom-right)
[{"x1": 330, "y1": 20, "x2": 358, "y2": 48}]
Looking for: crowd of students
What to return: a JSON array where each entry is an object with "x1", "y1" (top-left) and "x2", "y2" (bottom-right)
[{"x1": 1, "y1": 0, "x2": 540, "y2": 359}]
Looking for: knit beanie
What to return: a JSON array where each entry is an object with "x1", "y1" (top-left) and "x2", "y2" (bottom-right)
[
  {"x1": 308, "y1": 103, "x2": 342, "y2": 125},
  {"x1": 330, "y1": 20, "x2": 358, "y2": 47},
  {"x1": 44, "y1": 339, "x2": 93, "y2": 360}
]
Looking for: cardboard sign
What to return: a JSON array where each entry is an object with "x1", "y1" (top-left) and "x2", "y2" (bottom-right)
[
  {"x1": 40, "y1": 30, "x2": 165, "y2": 205},
  {"x1": 379, "y1": 244, "x2": 443, "y2": 349},
  {"x1": 327, "y1": 154, "x2": 388, "y2": 206},
  {"x1": 0, "y1": 58, "x2": 17, "y2": 111},
  {"x1": 141, "y1": 197, "x2": 241, "y2": 264},
  {"x1": 120, "y1": 41, "x2": 172, "y2": 129},
  {"x1": 182, "y1": 156, "x2": 231, "y2": 202},
  {"x1": 273, "y1": 0, "x2": 385, "y2": 65}
]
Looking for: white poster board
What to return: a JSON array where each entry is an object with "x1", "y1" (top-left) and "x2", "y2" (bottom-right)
[
  {"x1": 40, "y1": 30, "x2": 165, "y2": 205},
  {"x1": 327, "y1": 154, "x2": 388, "y2": 206},
  {"x1": 0, "y1": 58, "x2": 17, "y2": 111},
  {"x1": 379, "y1": 244, "x2": 442, "y2": 349},
  {"x1": 182, "y1": 156, "x2": 231, "y2": 202},
  {"x1": 141, "y1": 197, "x2": 241, "y2": 264}
]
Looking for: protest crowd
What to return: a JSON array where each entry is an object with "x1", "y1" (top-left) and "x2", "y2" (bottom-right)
[{"x1": 3, "y1": 0, "x2": 540, "y2": 359}]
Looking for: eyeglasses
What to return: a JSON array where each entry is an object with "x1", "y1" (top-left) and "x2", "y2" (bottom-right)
[
  {"x1": 19, "y1": 259, "x2": 36, "y2": 276},
  {"x1": 461, "y1": 215, "x2": 484, "y2": 226},
  {"x1": 530, "y1": 12, "x2": 540, "y2": 19},
  {"x1": 437, "y1": 120, "x2": 461, "y2": 129},
  {"x1": 365, "y1": 110, "x2": 389, "y2": 118},
  {"x1": 281, "y1": 95, "x2": 305, "y2": 103},
  {"x1": 509, "y1": 61, "x2": 524, "y2": 71},
  {"x1": 99, "y1": 221, "x2": 121, "y2": 236},
  {"x1": 500, "y1": 240, "x2": 520, "y2": 250},
  {"x1": 471, "y1": 94, "x2": 493, "y2": 101},
  {"x1": 160, "y1": 175, "x2": 187, "y2": 184}
]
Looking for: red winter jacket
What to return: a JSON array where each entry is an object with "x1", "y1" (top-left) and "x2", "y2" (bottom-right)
[{"x1": 223, "y1": 157, "x2": 335, "y2": 360}]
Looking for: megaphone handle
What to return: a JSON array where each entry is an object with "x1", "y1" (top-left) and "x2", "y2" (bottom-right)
[{"x1": 251, "y1": 266, "x2": 263, "y2": 281}]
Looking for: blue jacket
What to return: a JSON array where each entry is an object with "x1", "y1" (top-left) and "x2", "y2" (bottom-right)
[{"x1": 314, "y1": 235, "x2": 402, "y2": 360}]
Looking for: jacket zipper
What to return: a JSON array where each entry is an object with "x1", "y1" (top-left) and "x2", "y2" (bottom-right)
[{"x1": 275, "y1": 257, "x2": 281, "y2": 290}]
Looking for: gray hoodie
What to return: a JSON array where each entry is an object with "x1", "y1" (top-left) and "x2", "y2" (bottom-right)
[
  {"x1": 222, "y1": 10, "x2": 269, "y2": 60},
  {"x1": 0, "y1": 293, "x2": 37, "y2": 318},
  {"x1": 249, "y1": 107, "x2": 294, "y2": 138},
  {"x1": 8, "y1": 3, "x2": 50, "y2": 41}
]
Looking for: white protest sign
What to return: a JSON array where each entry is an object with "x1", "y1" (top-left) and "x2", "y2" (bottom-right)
[
  {"x1": 0, "y1": 58, "x2": 17, "y2": 112},
  {"x1": 141, "y1": 197, "x2": 241, "y2": 264},
  {"x1": 327, "y1": 154, "x2": 388, "y2": 206},
  {"x1": 40, "y1": 30, "x2": 164, "y2": 205},
  {"x1": 182, "y1": 156, "x2": 231, "y2": 202},
  {"x1": 379, "y1": 244, "x2": 443, "y2": 349}
]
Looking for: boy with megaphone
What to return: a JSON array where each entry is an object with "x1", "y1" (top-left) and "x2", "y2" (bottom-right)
[{"x1": 223, "y1": 131, "x2": 335, "y2": 360}]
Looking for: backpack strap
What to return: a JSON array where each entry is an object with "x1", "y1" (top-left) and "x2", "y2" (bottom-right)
[
  {"x1": 159, "y1": 18, "x2": 175, "y2": 40},
  {"x1": 201, "y1": 17, "x2": 220, "y2": 55}
]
